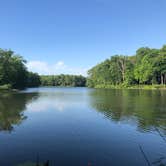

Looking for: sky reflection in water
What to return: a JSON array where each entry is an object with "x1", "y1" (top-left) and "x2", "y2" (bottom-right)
[{"x1": 0, "y1": 87, "x2": 166, "y2": 166}]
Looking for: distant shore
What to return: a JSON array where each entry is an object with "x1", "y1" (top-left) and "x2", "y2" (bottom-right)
[
  {"x1": 1, "y1": 84, "x2": 166, "y2": 92},
  {"x1": 92, "y1": 84, "x2": 166, "y2": 90}
]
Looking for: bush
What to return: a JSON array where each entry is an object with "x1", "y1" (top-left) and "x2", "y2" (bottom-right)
[{"x1": 0, "y1": 84, "x2": 12, "y2": 90}]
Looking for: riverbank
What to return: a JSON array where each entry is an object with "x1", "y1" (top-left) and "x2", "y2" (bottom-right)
[
  {"x1": 93, "y1": 84, "x2": 166, "y2": 90},
  {"x1": 0, "y1": 84, "x2": 19, "y2": 92},
  {"x1": 0, "y1": 84, "x2": 12, "y2": 90},
  {"x1": 1, "y1": 84, "x2": 166, "y2": 91}
]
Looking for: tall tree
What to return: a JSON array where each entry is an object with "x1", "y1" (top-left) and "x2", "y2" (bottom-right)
[
  {"x1": 87, "y1": 45, "x2": 166, "y2": 88},
  {"x1": 0, "y1": 49, "x2": 27, "y2": 88}
]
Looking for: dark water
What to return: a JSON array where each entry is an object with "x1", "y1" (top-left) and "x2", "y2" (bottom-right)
[{"x1": 0, "y1": 87, "x2": 166, "y2": 166}]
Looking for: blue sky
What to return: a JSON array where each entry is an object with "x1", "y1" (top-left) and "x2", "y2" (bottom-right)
[{"x1": 0, "y1": 0, "x2": 166, "y2": 75}]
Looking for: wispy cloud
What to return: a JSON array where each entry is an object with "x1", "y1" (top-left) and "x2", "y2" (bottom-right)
[{"x1": 26, "y1": 60, "x2": 88, "y2": 76}]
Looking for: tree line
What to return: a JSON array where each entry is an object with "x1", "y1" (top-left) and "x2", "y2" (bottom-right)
[
  {"x1": 87, "y1": 45, "x2": 166, "y2": 88},
  {"x1": 1, "y1": 44, "x2": 166, "y2": 90},
  {"x1": 40, "y1": 75, "x2": 86, "y2": 87},
  {"x1": 0, "y1": 49, "x2": 40, "y2": 89},
  {"x1": 0, "y1": 49, "x2": 86, "y2": 89}
]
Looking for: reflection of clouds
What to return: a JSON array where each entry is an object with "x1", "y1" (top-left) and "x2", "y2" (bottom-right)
[{"x1": 26, "y1": 95, "x2": 84, "y2": 112}]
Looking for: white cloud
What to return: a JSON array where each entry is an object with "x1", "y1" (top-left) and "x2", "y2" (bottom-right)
[{"x1": 26, "y1": 60, "x2": 88, "y2": 76}]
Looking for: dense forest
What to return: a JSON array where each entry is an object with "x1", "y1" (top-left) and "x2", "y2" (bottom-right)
[
  {"x1": 0, "y1": 49, "x2": 86, "y2": 89},
  {"x1": 40, "y1": 75, "x2": 86, "y2": 87},
  {"x1": 1, "y1": 44, "x2": 166, "y2": 90},
  {"x1": 87, "y1": 45, "x2": 166, "y2": 88},
  {"x1": 0, "y1": 49, "x2": 41, "y2": 89}
]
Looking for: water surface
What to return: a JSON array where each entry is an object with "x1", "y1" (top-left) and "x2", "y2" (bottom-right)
[{"x1": 0, "y1": 87, "x2": 166, "y2": 166}]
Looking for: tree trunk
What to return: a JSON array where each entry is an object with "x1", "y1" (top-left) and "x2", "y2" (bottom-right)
[
  {"x1": 118, "y1": 58, "x2": 126, "y2": 83},
  {"x1": 164, "y1": 73, "x2": 166, "y2": 84},
  {"x1": 161, "y1": 74, "x2": 164, "y2": 85},
  {"x1": 122, "y1": 71, "x2": 125, "y2": 83}
]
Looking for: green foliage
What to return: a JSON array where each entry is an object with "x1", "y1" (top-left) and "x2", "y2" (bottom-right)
[
  {"x1": 0, "y1": 49, "x2": 27, "y2": 88},
  {"x1": 27, "y1": 72, "x2": 41, "y2": 87},
  {"x1": 134, "y1": 55, "x2": 153, "y2": 84},
  {"x1": 88, "y1": 45, "x2": 166, "y2": 88},
  {"x1": 0, "y1": 49, "x2": 41, "y2": 89},
  {"x1": 40, "y1": 74, "x2": 86, "y2": 87},
  {"x1": 0, "y1": 84, "x2": 12, "y2": 90},
  {"x1": 0, "y1": 48, "x2": 86, "y2": 89},
  {"x1": 1, "y1": 44, "x2": 165, "y2": 90}
]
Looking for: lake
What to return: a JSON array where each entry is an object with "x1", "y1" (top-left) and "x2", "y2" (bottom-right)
[{"x1": 0, "y1": 87, "x2": 166, "y2": 166}]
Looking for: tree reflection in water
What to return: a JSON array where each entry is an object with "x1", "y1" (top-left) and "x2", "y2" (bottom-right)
[
  {"x1": 0, "y1": 88, "x2": 166, "y2": 166},
  {"x1": 89, "y1": 89, "x2": 166, "y2": 135},
  {"x1": 89, "y1": 89, "x2": 166, "y2": 166},
  {"x1": 0, "y1": 91, "x2": 39, "y2": 132}
]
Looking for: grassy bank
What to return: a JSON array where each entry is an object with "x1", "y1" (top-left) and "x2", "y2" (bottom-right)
[{"x1": 94, "y1": 84, "x2": 166, "y2": 90}]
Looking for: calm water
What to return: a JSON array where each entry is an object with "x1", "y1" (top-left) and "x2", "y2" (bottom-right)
[{"x1": 0, "y1": 87, "x2": 166, "y2": 166}]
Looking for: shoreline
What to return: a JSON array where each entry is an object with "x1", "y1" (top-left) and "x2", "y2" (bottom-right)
[
  {"x1": 92, "y1": 84, "x2": 166, "y2": 90},
  {"x1": 0, "y1": 85, "x2": 166, "y2": 92}
]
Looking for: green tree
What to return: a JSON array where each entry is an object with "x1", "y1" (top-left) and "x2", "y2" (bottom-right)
[
  {"x1": 0, "y1": 49, "x2": 28, "y2": 89},
  {"x1": 27, "y1": 72, "x2": 41, "y2": 87},
  {"x1": 40, "y1": 74, "x2": 86, "y2": 87},
  {"x1": 87, "y1": 44, "x2": 166, "y2": 88}
]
